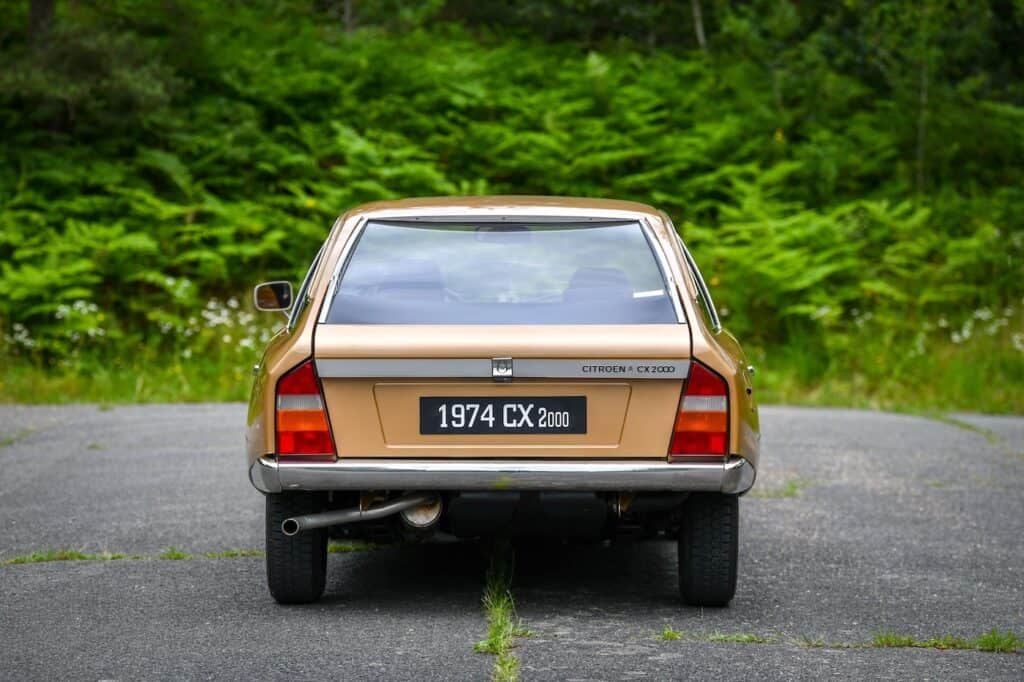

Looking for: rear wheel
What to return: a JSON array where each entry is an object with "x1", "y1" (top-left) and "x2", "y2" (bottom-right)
[
  {"x1": 678, "y1": 493, "x2": 738, "y2": 607},
  {"x1": 266, "y1": 492, "x2": 328, "y2": 604}
]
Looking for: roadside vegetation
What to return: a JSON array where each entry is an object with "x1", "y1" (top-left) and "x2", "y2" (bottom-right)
[{"x1": 0, "y1": 1, "x2": 1021, "y2": 412}]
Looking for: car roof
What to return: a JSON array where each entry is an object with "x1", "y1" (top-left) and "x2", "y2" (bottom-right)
[{"x1": 343, "y1": 195, "x2": 664, "y2": 221}]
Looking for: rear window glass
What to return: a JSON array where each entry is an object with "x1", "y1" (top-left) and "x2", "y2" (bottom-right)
[{"x1": 324, "y1": 220, "x2": 677, "y2": 325}]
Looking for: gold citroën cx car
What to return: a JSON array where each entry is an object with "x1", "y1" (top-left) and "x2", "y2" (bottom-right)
[{"x1": 248, "y1": 196, "x2": 760, "y2": 606}]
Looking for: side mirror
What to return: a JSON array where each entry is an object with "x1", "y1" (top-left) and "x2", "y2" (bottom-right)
[{"x1": 253, "y1": 281, "x2": 293, "y2": 312}]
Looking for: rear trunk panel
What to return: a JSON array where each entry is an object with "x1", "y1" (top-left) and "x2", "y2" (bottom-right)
[{"x1": 315, "y1": 325, "x2": 689, "y2": 459}]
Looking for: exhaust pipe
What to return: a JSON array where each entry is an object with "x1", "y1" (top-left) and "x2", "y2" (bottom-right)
[{"x1": 281, "y1": 492, "x2": 438, "y2": 536}]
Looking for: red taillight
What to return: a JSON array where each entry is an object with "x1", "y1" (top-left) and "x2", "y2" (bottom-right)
[
  {"x1": 669, "y1": 361, "x2": 729, "y2": 459},
  {"x1": 276, "y1": 360, "x2": 335, "y2": 460}
]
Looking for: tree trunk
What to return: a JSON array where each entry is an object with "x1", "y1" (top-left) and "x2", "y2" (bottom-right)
[
  {"x1": 28, "y1": 0, "x2": 57, "y2": 43},
  {"x1": 343, "y1": 0, "x2": 355, "y2": 34},
  {"x1": 691, "y1": 0, "x2": 707, "y2": 53},
  {"x1": 916, "y1": 57, "x2": 928, "y2": 195}
]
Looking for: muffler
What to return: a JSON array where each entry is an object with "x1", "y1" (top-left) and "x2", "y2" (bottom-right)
[{"x1": 282, "y1": 492, "x2": 438, "y2": 536}]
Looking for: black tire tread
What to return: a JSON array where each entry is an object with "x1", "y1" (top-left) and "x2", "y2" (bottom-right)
[
  {"x1": 266, "y1": 492, "x2": 327, "y2": 604},
  {"x1": 678, "y1": 492, "x2": 738, "y2": 607}
]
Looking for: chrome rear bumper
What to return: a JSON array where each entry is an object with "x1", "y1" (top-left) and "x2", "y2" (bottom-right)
[{"x1": 249, "y1": 456, "x2": 755, "y2": 495}]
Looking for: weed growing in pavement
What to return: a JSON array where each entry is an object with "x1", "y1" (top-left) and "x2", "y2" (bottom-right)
[
  {"x1": 923, "y1": 414, "x2": 1002, "y2": 443},
  {"x1": 0, "y1": 429, "x2": 33, "y2": 449},
  {"x1": 975, "y1": 628, "x2": 1022, "y2": 653},
  {"x1": 749, "y1": 478, "x2": 814, "y2": 499},
  {"x1": 873, "y1": 630, "x2": 1020, "y2": 653},
  {"x1": 158, "y1": 547, "x2": 192, "y2": 560},
  {"x1": 873, "y1": 632, "x2": 920, "y2": 648},
  {"x1": 203, "y1": 549, "x2": 263, "y2": 559},
  {"x1": 925, "y1": 416, "x2": 1024, "y2": 464},
  {"x1": 925, "y1": 479, "x2": 954, "y2": 489},
  {"x1": 475, "y1": 539, "x2": 526, "y2": 682},
  {"x1": 796, "y1": 635, "x2": 828, "y2": 648},
  {"x1": 2, "y1": 549, "x2": 126, "y2": 565},
  {"x1": 659, "y1": 627, "x2": 684, "y2": 641},
  {"x1": 917, "y1": 635, "x2": 972, "y2": 650},
  {"x1": 327, "y1": 541, "x2": 377, "y2": 554},
  {"x1": 658, "y1": 629, "x2": 1020, "y2": 654},
  {"x1": 708, "y1": 632, "x2": 773, "y2": 644}
]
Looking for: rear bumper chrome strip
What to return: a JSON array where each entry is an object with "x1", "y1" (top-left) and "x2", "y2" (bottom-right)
[{"x1": 249, "y1": 455, "x2": 755, "y2": 495}]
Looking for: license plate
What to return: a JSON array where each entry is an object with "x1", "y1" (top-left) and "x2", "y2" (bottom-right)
[{"x1": 420, "y1": 396, "x2": 587, "y2": 435}]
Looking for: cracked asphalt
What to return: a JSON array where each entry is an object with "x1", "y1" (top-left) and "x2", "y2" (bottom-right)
[{"x1": 1, "y1": 404, "x2": 1021, "y2": 680}]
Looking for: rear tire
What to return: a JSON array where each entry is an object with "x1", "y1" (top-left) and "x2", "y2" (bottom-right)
[
  {"x1": 678, "y1": 493, "x2": 738, "y2": 607},
  {"x1": 266, "y1": 492, "x2": 328, "y2": 604}
]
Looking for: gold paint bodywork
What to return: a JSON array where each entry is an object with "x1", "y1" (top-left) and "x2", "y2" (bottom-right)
[{"x1": 246, "y1": 196, "x2": 760, "y2": 472}]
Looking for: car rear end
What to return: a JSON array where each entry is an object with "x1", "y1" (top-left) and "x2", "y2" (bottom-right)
[{"x1": 248, "y1": 199, "x2": 757, "y2": 606}]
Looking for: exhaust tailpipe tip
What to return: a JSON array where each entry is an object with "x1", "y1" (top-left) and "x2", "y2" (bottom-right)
[
  {"x1": 281, "y1": 518, "x2": 301, "y2": 536},
  {"x1": 399, "y1": 497, "x2": 443, "y2": 529}
]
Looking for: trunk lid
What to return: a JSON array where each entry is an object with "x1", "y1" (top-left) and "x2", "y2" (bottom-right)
[{"x1": 314, "y1": 324, "x2": 689, "y2": 459}]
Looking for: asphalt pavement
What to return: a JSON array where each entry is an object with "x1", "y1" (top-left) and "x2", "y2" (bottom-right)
[{"x1": 0, "y1": 404, "x2": 1021, "y2": 680}]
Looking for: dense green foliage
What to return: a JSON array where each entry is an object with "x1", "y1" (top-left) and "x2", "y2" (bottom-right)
[{"x1": 1, "y1": 1, "x2": 1022, "y2": 410}]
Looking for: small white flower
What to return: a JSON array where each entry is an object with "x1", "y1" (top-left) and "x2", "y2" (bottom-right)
[{"x1": 913, "y1": 333, "x2": 926, "y2": 356}]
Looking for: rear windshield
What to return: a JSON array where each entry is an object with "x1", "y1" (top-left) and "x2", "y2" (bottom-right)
[{"x1": 324, "y1": 220, "x2": 677, "y2": 325}]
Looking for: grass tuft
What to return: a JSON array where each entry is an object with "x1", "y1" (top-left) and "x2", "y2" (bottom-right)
[
  {"x1": 873, "y1": 629, "x2": 1021, "y2": 653},
  {"x1": 796, "y1": 635, "x2": 827, "y2": 648},
  {"x1": 873, "y1": 632, "x2": 918, "y2": 648},
  {"x1": 2, "y1": 549, "x2": 126, "y2": 565},
  {"x1": 923, "y1": 414, "x2": 1002, "y2": 443},
  {"x1": 917, "y1": 635, "x2": 971, "y2": 650},
  {"x1": 492, "y1": 653, "x2": 520, "y2": 682},
  {"x1": 708, "y1": 632, "x2": 772, "y2": 644},
  {"x1": 659, "y1": 626, "x2": 684, "y2": 641},
  {"x1": 203, "y1": 549, "x2": 263, "y2": 559},
  {"x1": 158, "y1": 547, "x2": 191, "y2": 560},
  {"x1": 0, "y1": 428, "x2": 33, "y2": 449},
  {"x1": 475, "y1": 539, "x2": 526, "y2": 681},
  {"x1": 327, "y1": 541, "x2": 377, "y2": 554},
  {"x1": 975, "y1": 628, "x2": 1022, "y2": 653},
  {"x1": 750, "y1": 478, "x2": 814, "y2": 499}
]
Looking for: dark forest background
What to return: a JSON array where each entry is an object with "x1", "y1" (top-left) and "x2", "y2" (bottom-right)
[{"x1": 1, "y1": 0, "x2": 1022, "y2": 410}]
